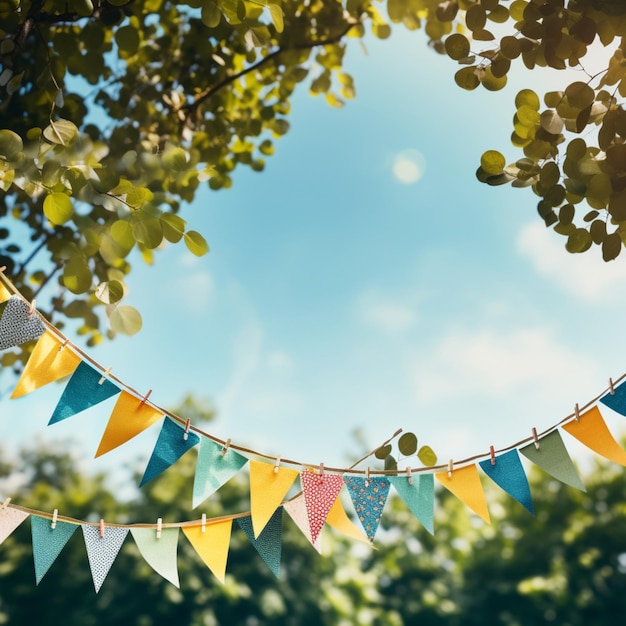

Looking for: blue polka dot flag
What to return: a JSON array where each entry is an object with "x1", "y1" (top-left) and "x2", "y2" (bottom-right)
[{"x1": 343, "y1": 476, "x2": 391, "y2": 542}]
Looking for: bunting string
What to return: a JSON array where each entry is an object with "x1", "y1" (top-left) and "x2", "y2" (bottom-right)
[{"x1": 3, "y1": 270, "x2": 626, "y2": 590}]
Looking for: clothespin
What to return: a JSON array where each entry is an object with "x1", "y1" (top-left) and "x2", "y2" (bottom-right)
[
  {"x1": 273, "y1": 457, "x2": 281, "y2": 474},
  {"x1": 319, "y1": 462, "x2": 324, "y2": 478},
  {"x1": 574, "y1": 403, "x2": 581, "y2": 422},
  {"x1": 98, "y1": 367, "x2": 112, "y2": 385},
  {"x1": 51, "y1": 509, "x2": 58, "y2": 529},
  {"x1": 1, "y1": 497, "x2": 11, "y2": 510},
  {"x1": 532, "y1": 427, "x2": 540, "y2": 450},
  {"x1": 490, "y1": 445, "x2": 496, "y2": 466},
  {"x1": 139, "y1": 389, "x2": 152, "y2": 405},
  {"x1": 183, "y1": 418, "x2": 191, "y2": 441},
  {"x1": 221, "y1": 438, "x2": 231, "y2": 457},
  {"x1": 201, "y1": 513, "x2": 207, "y2": 533},
  {"x1": 28, "y1": 298, "x2": 36, "y2": 316},
  {"x1": 406, "y1": 466, "x2": 413, "y2": 485},
  {"x1": 156, "y1": 518, "x2": 162, "y2": 539},
  {"x1": 609, "y1": 378, "x2": 616, "y2": 395},
  {"x1": 99, "y1": 519, "x2": 105, "y2": 538},
  {"x1": 448, "y1": 459, "x2": 454, "y2": 478},
  {"x1": 365, "y1": 466, "x2": 371, "y2": 486},
  {"x1": 58, "y1": 338, "x2": 69, "y2": 352}
]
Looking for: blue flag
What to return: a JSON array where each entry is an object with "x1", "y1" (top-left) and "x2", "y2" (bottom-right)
[{"x1": 479, "y1": 449, "x2": 534, "y2": 514}]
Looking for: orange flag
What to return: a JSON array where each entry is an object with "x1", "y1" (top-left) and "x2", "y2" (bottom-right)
[
  {"x1": 95, "y1": 391, "x2": 164, "y2": 457},
  {"x1": 436, "y1": 464, "x2": 491, "y2": 524},
  {"x1": 0, "y1": 282, "x2": 11, "y2": 303},
  {"x1": 183, "y1": 519, "x2": 232, "y2": 584},
  {"x1": 563, "y1": 405, "x2": 626, "y2": 466},
  {"x1": 11, "y1": 332, "x2": 81, "y2": 399},
  {"x1": 250, "y1": 460, "x2": 299, "y2": 538},
  {"x1": 325, "y1": 495, "x2": 370, "y2": 544}
]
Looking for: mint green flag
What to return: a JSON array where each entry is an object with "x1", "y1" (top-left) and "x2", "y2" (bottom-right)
[
  {"x1": 131, "y1": 527, "x2": 180, "y2": 588},
  {"x1": 389, "y1": 473, "x2": 434, "y2": 534},
  {"x1": 519, "y1": 430, "x2": 585, "y2": 491},
  {"x1": 31, "y1": 515, "x2": 78, "y2": 584}
]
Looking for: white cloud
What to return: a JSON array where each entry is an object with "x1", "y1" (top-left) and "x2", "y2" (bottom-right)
[
  {"x1": 357, "y1": 290, "x2": 418, "y2": 334},
  {"x1": 267, "y1": 350, "x2": 294, "y2": 374},
  {"x1": 412, "y1": 326, "x2": 598, "y2": 402},
  {"x1": 517, "y1": 221, "x2": 626, "y2": 302},
  {"x1": 392, "y1": 149, "x2": 426, "y2": 185}
]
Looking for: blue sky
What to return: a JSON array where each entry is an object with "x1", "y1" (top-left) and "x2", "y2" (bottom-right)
[{"x1": 3, "y1": 25, "x2": 626, "y2": 479}]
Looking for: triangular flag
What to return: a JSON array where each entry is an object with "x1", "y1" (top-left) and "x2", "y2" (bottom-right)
[
  {"x1": 48, "y1": 361, "x2": 120, "y2": 425},
  {"x1": 131, "y1": 527, "x2": 180, "y2": 588},
  {"x1": 139, "y1": 418, "x2": 200, "y2": 487},
  {"x1": 436, "y1": 464, "x2": 491, "y2": 524},
  {"x1": 283, "y1": 494, "x2": 321, "y2": 553},
  {"x1": 0, "y1": 506, "x2": 29, "y2": 543},
  {"x1": 249, "y1": 460, "x2": 298, "y2": 538},
  {"x1": 237, "y1": 509, "x2": 283, "y2": 578},
  {"x1": 182, "y1": 519, "x2": 232, "y2": 584},
  {"x1": 0, "y1": 281, "x2": 11, "y2": 302},
  {"x1": 519, "y1": 429, "x2": 586, "y2": 491},
  {"x1": 600, "y1": 381, "x2": 626, "y2": 416},
  {"x1": 343, "y1": 476, "x2": 390, "y2": 542},
  {"x1": 31, "y1": 516, "x2": 78, "y2": 584},
  {"x1": 192, "y1": 438, "x2": 248, "y2": 508},
  {"x1": 479, "y1": 449, "x2": 534, "y2": 514},
  {"x1": 11, "y1": 331, "x2": 81, "y2": 399},
  {"x1": 0, "y1": 295, "x2": 45, "y2": 350},
  {"x1": 82, "y1": 525, "x2": 129, "y2": 593},
  {"x1": 389, "y1": 473, "x2": 435, "y2": 534},
  {"x1": 301, "y1": 471, "x2": 344, "y2": 543},
  {"x1": 324, "y1": 494, "x2": 370, "y2": 544},
  {"x1": 563, "y1": 405, "x2": 626, "y2": 466},
  {"x1": 96, "y1": 391, "x2": 164, "y2": 457}
]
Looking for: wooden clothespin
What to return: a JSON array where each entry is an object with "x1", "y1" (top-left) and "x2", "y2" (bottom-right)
[
  {"x1": 51, "y1": 509, "x2": 58, "y2": 529},
  {"x1": 273, "y1": 457, "x2": 281, "y2": 474},
  {"x1": 1, "y1": 497, "x2": 11, "y2": 510},
  {"x1": 156, "y1": 518, "x2": 162, "y2": 539},
  {"x1": 58, "y1": 338, "x2": 69, "y2": 352},
  {"x1": 99, "y1": 519, "x2": 105, "y2": 538},
  {"x1": 609, "y1": 378, "x2": 616, "y2": 395},
  {"x1": 98, "y1": 367, "x2": 112, "y2": 385},
  {"x1": 448, "y1": 459, "x2": 454, "y2": 478},
  {"x1": 574, "y1": 403, "x2": 581, "y2": 422},
  {"x1": 365, "y1": 466, "x2": 371, "y2": 485},
  {"x1": 221, "y1": 438, "x2": 231, "y2": 457},
  {"x1": 28, "y1": 298, "x2": 36, "y2": 316},
  {"x1": 406, "y1": 466, "x2": 413, "y2": 485},
  {"x1": 201, "y1": 513, "x2": 207, "y2": 533},
  {"x1": 532, "y1": 427, "x2": 540, "y2": 450},
  {"x1": 490, "y1": 445, "x2": 496, "y2": 466},
  {"x1": 139, "y1": 389, "x2": 152, "y2": 405},
  {"x1": 183, "y1": 418, "x2": 191, "y2": 441}
]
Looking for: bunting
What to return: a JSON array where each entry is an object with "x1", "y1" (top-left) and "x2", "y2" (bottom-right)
[{"x1": 4, "y1": 274, "x2": 626, "y2": 592}]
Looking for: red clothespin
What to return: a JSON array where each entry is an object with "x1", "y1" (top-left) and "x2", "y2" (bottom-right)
[
  {"x1": 156, "y1": 518, "x2": 162, "y2": 539},
  {"x1": 609, "y1": 378, "x2": 616, "y2": 395},
  {"x1": 140, "y1": 389, "x2": 152, "y2": 405},
  {"x1": 574, "y1": 403, "x2": 581, "y2": 422},
  {"x1": 98, "y1": 367, "x2": 112, "y2": 385},
  {"x1": 221, "y1": 438, "x2": 231, "y2": 457},
  {"x1": 448, "y1": 459, "x2": 454, "y2": 478},
  {"x1": 273, "y1": 457, "x2": 281, "y2": 474},
  {"x1": 490, "y1": 445, "x2": 496, "y2": 466},
  {"x1": 51, "y1": 509, "x2": 58, "y2": 530},
  {"x1": 201, "y1": 513, "x2": 207, "y2": 533},
  {"x1": 99, "y1": 519, "x2": 105, "y2": 538},
  {"x1": 406, "y1": 466, "x2": 413, "y2": 485},
  {"x1": 532, "y1": 427, "x2": 540, "y2": 450},
  {"x1": 183, "y1": 419, "x2": 191, "y2": 441}
]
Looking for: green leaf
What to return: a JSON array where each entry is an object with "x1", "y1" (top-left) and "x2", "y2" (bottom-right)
[
  {"x1": 444, "y1": 34, "x2": 470, "y2": 60},
  {"x1": 268, "y1": 3, "x2": 284, "y2": 32},
  {"x1": 375, "y1": 444, "x2": 392, "y2": 460},
  {"x1": 63, "y1": 256, "x2": 92, "y2": 294},
  {"x1": 398, "y1": 432, "x2": 418, "y2": 456},
  {"x1": 384, "y1": 454, "x2": 398, "y2": 472},
  {"x1": 515, "y1": 89, "x2": 540, "y2": 110},
  {"x1": 125, "y1": 187, "x2": 154, "y2": 208},
  {"x1": 0, "y1": 129, "x2": 23, "y2": 160},
  {"x1": 201, "y1": 0, "x2": 221, "y2": 26},
  {"x1": 160, "y1": 213, "x2": 186, "y2": 243},
  {"x1": 480, "y1": 150, "x2": 506, "y2": 175},
  {"x1": 95, "y1": 280, "x2": 124, "y2": 304},
  {"x1": 43, "y1": 119, "x2": 78, "y2": 146},
  {"x1": 115, "y1": 25, "x2": 140, "y2": 54},
  {"x1": 162, "y1": 147, "x2": 189, "y2": 171},
  {"x1": 454, "y1": 66, "x2": 480, "y2": 90},
  {"x1": 43, "y1": 192, "x2": 74, "y2": 225},
  {"x1": 111, "y1": 220, "x2": 135, "y2": 250},
  {"x1": 109, "y1": 305, "x2": 142, "y2": 335},
  {"x1": 132, "y1": 218, "x2": 163, "y2": 249},
  {"x1": 184, "y1": 230, "x2": 209, "y2": 256},
  {"x1": 417, "y1": 445, "x2": 438, "y2": 467},
  {"x1": 566, "y1": 228, "x2": 592, "y2": 253}
]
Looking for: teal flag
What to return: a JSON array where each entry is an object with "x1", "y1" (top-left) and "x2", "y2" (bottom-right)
[
  {"x1": 479, "y1": 449, "x2": 534, "y2": 514},
  {"x1": 48, "y1": 361, "x2": 120, "y2": 425},
  {"x1": 140, "y1": 418, "x2": 200, "y2": 486},
  {"x1": 237, "y1": 508, "x2": 283, "y2": 578},
  {"x1": 389, "y1": 473, "x2": 434, "y2": 534},
  {"x1": 192, "y1": 438, "x2": 248, "y2": 508},
  {"x1": 519, "y1": 430, "x2": 585, "y2": 491},
  {"x1": 343, "y1": 476, "x2": 390, "y2": 541},
  {"x1": 600, "y1": 380, "x2": 626, "y2": 416},
  {"x1": 31, "y1": 516, "x2": 78, "y2": 584}
]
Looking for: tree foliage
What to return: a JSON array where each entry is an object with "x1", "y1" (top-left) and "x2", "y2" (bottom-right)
[{"x1": 1, "y1": 0, "x2": 626, "y2": 365}]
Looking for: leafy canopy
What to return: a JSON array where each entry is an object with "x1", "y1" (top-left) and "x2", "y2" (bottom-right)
[{"x1": 1, "y1": 0, "x2": 626, "y2": 366}]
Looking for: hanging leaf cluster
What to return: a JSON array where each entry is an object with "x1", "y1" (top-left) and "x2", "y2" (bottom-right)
[{"x1": 375, "y1": 431, "x2": 438, "y2": 472}]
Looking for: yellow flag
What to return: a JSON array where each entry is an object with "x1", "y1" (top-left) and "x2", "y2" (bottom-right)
[
  {"x1": 325, "y1": 495, "x2": 370, "y2": 544},
  {"x1": 183, "y1": 520, "x2": 232, "y2": 584},
  {"x1": 0, "y1": 282, "x2": 11, "y2": 303},
  {"x1": 95, "y1": 391, "x2": 164, "y2": 457},
  {"x1": 11, "y1": 332, "x2": 81, "y2": 399},
  {"x1": 250, "y1": 460, "x2": 299, "y2": 538},
  {"x1": 436, "y1": 464, "x2": 491, "y2": 524},
  {"x1": 563, "y1": 405, "x2": 626, "y2": 466}
]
